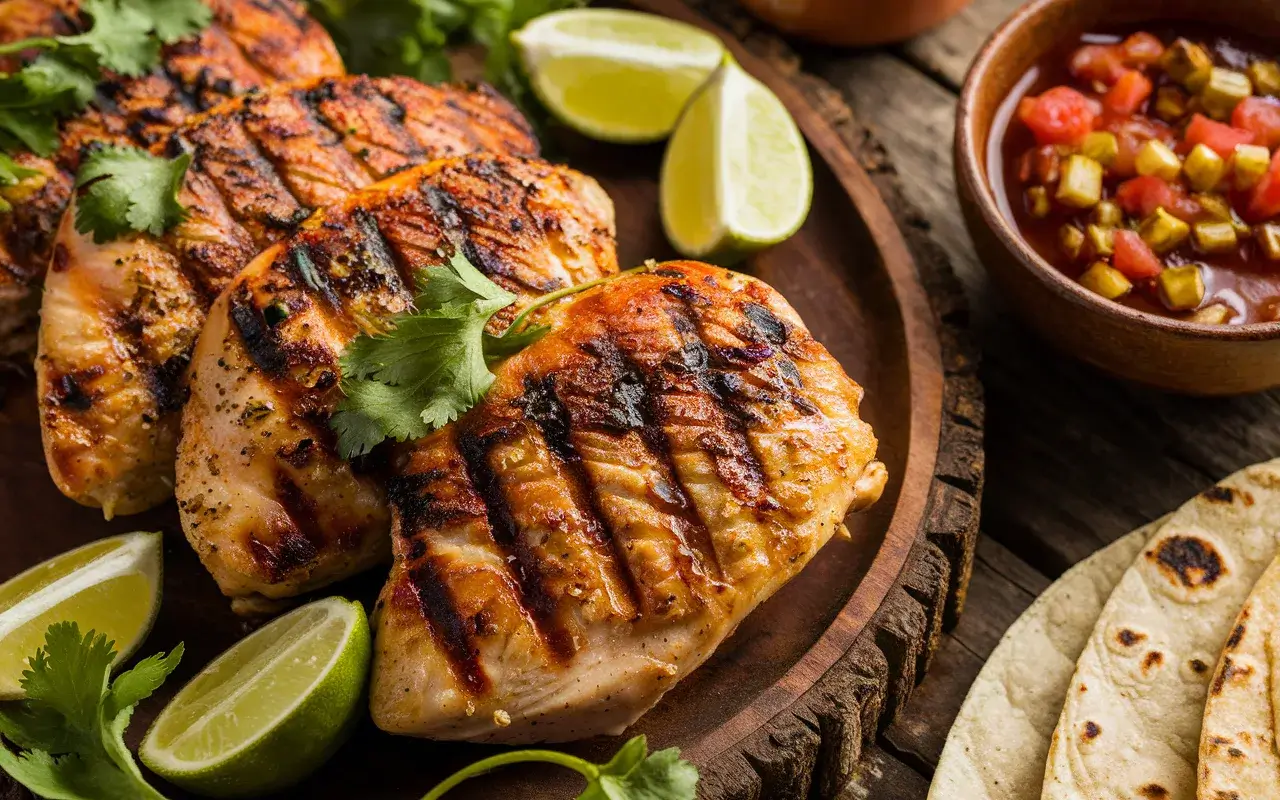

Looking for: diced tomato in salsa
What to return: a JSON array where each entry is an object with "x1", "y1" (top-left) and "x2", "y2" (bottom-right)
[
  {"x1": 1112, "y1": 230, "x2": 1164, "y2": 279},
  {"x1": 1101, "y1": 115, "x2": 1175, "y2": 177},
  {"x1": 1246, "y1": 148, "x2": 1280, "y2": 221},
  {"x1": 1121, "y1": 32, "x2": 1164, "y2": 65},
  {"x1": 1114, "y1": 176, "x2": 1200, "y2": 221},
  {"x1": 1233, "y1": 96, "x2": 1280, "y2": 150},
  {"x1": 1184, "y1": 114, "x2": 1256, "y2": 159},
  {"x1": 1017, "y1": 87, "x2": 1097, "y2": 146},
  {"x1": 1069, "y1": 44, "x2": 1127, "y2": 85},
  {"x1": 1102, "y1": 70, "x2": 1153, "y2": 116}
]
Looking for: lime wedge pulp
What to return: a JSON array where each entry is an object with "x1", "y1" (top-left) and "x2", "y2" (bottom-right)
[
  {"x1": 513, "y1": 8, "x2": 725, "y2": 142},
  {"x1": 140, "y1": 597, "x2": 371, "y2": 798},
  {"x1": 0, "y1": 531, "x2": 163, "y2": 699},
  {"x1": 660, "y1": 59, "x2": 813, "y2": 261}
]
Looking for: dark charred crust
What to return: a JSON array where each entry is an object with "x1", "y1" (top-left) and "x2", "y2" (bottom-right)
[
  {"x1": 286, "y1": 242, "x2": 339, "y2": 308},
  {"x1": 1202, "y1": 485, "x2": 1239, "y2": 504},
  {"x1": 230, "y1": 287, "x2": 288, "y2": 376},
  {"x1": 457, "y1": 428, "x2": 576, "y2": 662},
  {"x1": 1083, "y1": 721, "x2": 1101, "y2": 740},
  {"x1": 385, "y1": 469, "x2": 483, "y2": 535},
  {"x1": 1148, "y1": 535, "x2": 1225, "y2": 590},
  {"x1": 277, "y1": 437, "x2": 315, "y2": 468},
  {"x1": 246, "y1": 471, "x2": 328, "y2": 583},
  {"x1": 408, "y1": 558, "x2": 491, "y2": 696},
  {"x1": 742, "y1": 302, "x2": 791, "y2": 346},
  {"x1": 1226, "y1": 621, "x2": 1247, "y2": 650},
  {"x1": 46, "y1": 366, "x2": 105, "y2": 412},
  {"x1": 146, "y1": 353, "x2": 193, "y2": 414}
]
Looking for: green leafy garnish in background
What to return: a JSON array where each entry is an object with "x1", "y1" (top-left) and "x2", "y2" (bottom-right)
[
  {"x1": 310, "y1": 0, "x2": 585, "y2": 120},
  {"x1": 421, "y1": 734, "x2": 699, "y2": 800},
  {"x1": 73, "y1": 147, "x2": 192, "y2": 243},
  {"x1": 0, "y1": 622, "x2": 183, "y2": 800}
]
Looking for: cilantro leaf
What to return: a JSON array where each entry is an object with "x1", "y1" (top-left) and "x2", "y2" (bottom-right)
[
  {"x1": 0, "y1": 622, "x2": 181, "y2": 800},
  {"x1": 59, "y1": 0, "x2": 161, "y2": 77},
  {"x1": 420, "y1": 735, "x2": 699, "y2": 800},
  {"x1": 123, "y1": 0, "x2": 215, "y2": 44},
  {"x1": 74, "y1": 146, "x2": 191, "y2": 243}
]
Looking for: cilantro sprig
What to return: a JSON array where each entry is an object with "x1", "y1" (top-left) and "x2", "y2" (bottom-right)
[
  {"x1": 73, "y1": 146, "x2": 192, "y2": 243},
  {"x1": 421, "y1": 734, "x2": 699, "y2": 800},
  {"x1": 331, "y1": 254, "x2": 635, "y2": 459},
  {"x1": 0, "y1": 622, "x2": 183, "y2": 800}
]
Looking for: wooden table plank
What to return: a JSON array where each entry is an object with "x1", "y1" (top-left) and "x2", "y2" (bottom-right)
[
  {"x1": 901, "y1": 0, "x2": 1025, "y2": 88},
  {"x1": 838, "y1": 745, "x2": 934, "y2": 799}
]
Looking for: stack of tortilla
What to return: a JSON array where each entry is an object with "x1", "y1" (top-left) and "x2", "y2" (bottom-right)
[{"x1": 930, "y1": 459, "x2": 1280, "y2": 800}]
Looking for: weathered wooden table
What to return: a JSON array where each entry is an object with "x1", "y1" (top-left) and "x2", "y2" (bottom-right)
[{"x1": 739, "y1": 0, "x2": 1280, "y2": 796}]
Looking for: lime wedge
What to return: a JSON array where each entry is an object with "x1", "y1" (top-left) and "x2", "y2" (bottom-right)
[
  {"x1": 660, "y1": 59, "x2": 813, "y2": 261},
  {"x1": 0, "y1": 531, "x2": 162, "y2": 699},
  {"x1": 512, "y1": 8, "x2": 724, "y2": 142},
  {"x1": 140, "y1": 597, "x2": 371, "y2": 798}
]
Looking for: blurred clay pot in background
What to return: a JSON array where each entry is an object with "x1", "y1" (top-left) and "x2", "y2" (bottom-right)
[{"x1": 736, "y1": 0, "x2": 972, "y2": 46}]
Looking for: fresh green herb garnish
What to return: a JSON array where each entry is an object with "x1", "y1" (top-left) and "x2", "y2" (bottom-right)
[
  {"x1": 0, "y1": 622, "x2": 183, "y2": 800},
  {"x1": 422, "y1": 734, "x2": 698, "y2": 800},
  {"x1": 331, "y1": 254, "x2": 633, "y2": 458},
  {"x1": 310, "y1": 0, "x2": 583, "y2": 119},
  {"x1": 73, "y1": 146, "x2": 192, "y2": 243}
]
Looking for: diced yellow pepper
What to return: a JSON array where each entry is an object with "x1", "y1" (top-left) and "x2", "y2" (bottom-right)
[
  {"x1": 1026, "y1": 186, "x2": 1051, "y2": 218},
  {"x1": 1189, "y1": 303, "x2": 1232, "y2": 324},
  {"x1": 1060, "y1": 225, "x2": 1085, "y2": 260},
  {"x1": 1158, "y1": 265, "x2": 1206, "y2": 310},
  {"x1": 1195, "y1": 193, "x2": 1232, "y2": 220},
  {"x1": 1201, "y1": 68, "x2": 1254, "y2": 119},
  {"x1": 1192, "y1": 220, "x2": 1238, "y2": 253},
  {"x1": 1056, "y1": 155, "x2": 1103, "y2": 209},
  {"x1": 1135, "y1": 140, "x2": 1182, "y2": 182},
  {"x1": 1086, "y1": 224, "x2": 1114, "y2": 257},
  {"x1": 1140, "y1": 207, "x2": 1191, "y2": 253},
  {"x1": 1233, "y1": 144, "x2": 1271, "y2": 189},
  {"x1": 1250, "y1": 61, "x2": 1280, "y2": 97},
  {"x1": 1184, "y1": 143, "x2": 1226, "y2": 191},
  {"x1": 1257, "y1": 223, "x2": 1280, "y2": 260},
  {"x1": 1079, "y1": 262, "x2": 1133, "y2": 300},
  {"x1": 1162, "y1": 38, "x2": 1214, "y2": 91},
  {"x1": 1093, "y1": 200, "x2": 1123, "y2": 228},
  {"x1": 1082, "y1": 131, "x2": 1119, "y2": 168},
  {"x1": 1154, "y1": 86, "x2": 1189, "y2": 122}
]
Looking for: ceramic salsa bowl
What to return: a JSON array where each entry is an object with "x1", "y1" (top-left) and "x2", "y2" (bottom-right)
[{"x1": 957, "y1": 0, "x2": 1280, "y2": 395}]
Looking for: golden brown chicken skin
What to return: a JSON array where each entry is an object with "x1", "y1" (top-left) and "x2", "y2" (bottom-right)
[
  {"x1": 370, "y1": 261, "x2": 887, "y2": 743},
  {"x1": 38, "y1": 76, "x2": 539, "y2": 518},
  {"x1": 177, "y1": 153, "x2": 616, "y2": 613},
  {"x1": 0, "y1": 0, "x2": 344, "y2": 359}
]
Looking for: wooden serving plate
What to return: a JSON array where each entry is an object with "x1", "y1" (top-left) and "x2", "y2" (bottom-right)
[{"x1": 0, "y1": 1, "x2": 982, "y2": 797}]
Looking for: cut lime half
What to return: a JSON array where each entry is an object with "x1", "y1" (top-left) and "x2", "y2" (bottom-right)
[
  {"x1": 0, "y1": 531, "x2": 163, "y2": 699},
  {"x1": 513, "y1": 8, "x2": 725, "y2": 142},
  {"x1": 661, "y1": 59, "x2": 813, "y2": 261},
  {"x1": 140, "y1": 597, "x2": 371, "y2": 799}
]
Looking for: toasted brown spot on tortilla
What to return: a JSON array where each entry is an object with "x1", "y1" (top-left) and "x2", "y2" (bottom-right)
[
  {"x1": 1210, "y1": 735, "x2": 1232, "y2": 747},
  {"x1": 1142, "y1": 651, "x2": 1164, "y2": 671},
  {"x1": 1202, "y1": 485, "x2": 1239, "y2": 503},
  {"x1": 1211, "y1": 656, "x2": 1255, "y2": 695},
  {"x1": 1228, "y1": 747, "x2": 1245, "y2": 759},
  {"x1": 1190, "y1": 658, "x2": 1210, "y2": 673},
  {"x1": 1083, "y1": 721, "x2": 1101, "y2": 740},
  {"x1": 1117, "y1": 628, "x2": 1146, "y2": 646},
  {"x1": 1138, "y1": 784, "x2": 1170, "y2": 798},
  {"x1": 1148, "y1": 535, "x2": 1225, "y2": 589},
  {"x1": 1226, "y1": 622, "x2": 1247, "y2": 650}
]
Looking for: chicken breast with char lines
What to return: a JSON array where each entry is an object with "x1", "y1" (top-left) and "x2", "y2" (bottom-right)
[
  {"x1": 38, "y1": 76, "x2": 539, "y2": 518},
  {"x1": 372, "y1": 261, "x2": 888, "y2": 743},
  {"x1": 0, "y1": 0, "x2": 344, "y2": 359},
  {"x1": 178, "y1": 154, "x2": 617, "y2": 614}
]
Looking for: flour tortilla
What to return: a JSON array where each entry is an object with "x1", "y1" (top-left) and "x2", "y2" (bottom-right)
[
  {"x1": 1197, "y1": 552, "x2": 1280, "y2": 798},
  {"x1": 927, "y1": 520, "x2": 1160, "y2": 800},
  {"x1": 1042, "y1": 459, "x2": 1280, "y2": 800}
]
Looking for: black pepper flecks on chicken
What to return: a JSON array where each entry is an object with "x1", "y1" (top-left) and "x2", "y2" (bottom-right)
[
  {"x1": 176, "y1": 154, "x2": 617, "y2": 614},
  {"x1": 0, "y1": 0, "x2": 345, "y2": 360},
  {"x1": 370, "y1": 261, "x2": 887, "y2": 743},
  {"x1": 37, "y1": 76, "x2": 540, "y2": 518}
]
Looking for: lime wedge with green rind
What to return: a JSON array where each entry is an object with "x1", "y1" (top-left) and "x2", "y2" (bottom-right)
[
  {"x1": 513, "y1": 8, "x2": 725, "y2": 143},
  {"x1": 140, "y1": 597, "x2": 371, "y2": 798},
  {"x1": 661, "y1": 59, "x2": 813, "y2": 262},
  {"x1": 0, "y1": 531, "x2": 163, "y2": 699}
]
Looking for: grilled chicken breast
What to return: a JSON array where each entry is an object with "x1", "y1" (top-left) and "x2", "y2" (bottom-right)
[
  {"x1": 38, "y1": 76, "x2": 538, "y2": 518},
  {"x1": 370, "y1": 261, "x2": 887, "y2": 742},
  {"x1": 177, "y1": 154, "x2": 616, "y2": 613},
  {"x1": 0, "y1": 0, "x2": 343, "y2": 359}
]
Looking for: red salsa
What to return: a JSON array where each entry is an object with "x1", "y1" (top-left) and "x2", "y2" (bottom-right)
[{"x1": 993, "y1": 30, "x2": 1280, "y2": 324}]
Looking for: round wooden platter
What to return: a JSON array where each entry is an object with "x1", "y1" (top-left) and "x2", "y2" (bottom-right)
[{"x1": 0, "y1": 2, "x2": 982, "y2": 798}]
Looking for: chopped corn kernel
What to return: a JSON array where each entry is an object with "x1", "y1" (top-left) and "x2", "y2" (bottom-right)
[
  {"x1": 1257, "y1": 223, "x2": 1280, "y2": 260},
  {"x1": 1140, "y1": 207, "x2": 1191, "y2": 253},
  {"x1": 1086, "y1": 224, "x2": 1114, "y2": 257},
  {"x1": 1135, "y1": 140, "x2": 1182, "y2": 181},
  {"x1": 1154, "y1": 86, "x2": 1189, "y2": 122},
  {"x1": 1158, "y1": 264, "x2": 1206, "y2": 310},
  {"x1": 1060, "y1": 225, "x2": 1085, "y2": 260},
  {"x1": 1162, "y1": 39, "x2": 1214, "y2": 91},
  {"x1": 1234, "y1": 144, "x2": 1271, "y2": 189},
  {"x1": 1201, "y1": 68, "x2": 1254, "y2": 119},
  {"x1": 1056, "y1": 155, "x2": 1104, "y2": 208},
  {"x1": 1081, "y1": 131, "x2": 1119, "y2": 167},
  {"x1": 1189, "y1": 303, "x2": 1232, "y2": 324},
  {"x1": 1079, "y1": 262, "x2": 1133, "y2": 300},
  {"x1": 1093, "y1": 200, "x2": 1123, "y2": 228},
  {"x1": 1192, "y1": 220, "x2": 1238, "y2": 253},
  {"x1": 1184, "y1": 144, "x2": 1226, "y2": 191},
  {"x1": 1250, "y1": 60, "x2": 1280, "y2": 97},
  {"x1": 1026, "y1": 186, "x2": 1051, "y2": 218}
]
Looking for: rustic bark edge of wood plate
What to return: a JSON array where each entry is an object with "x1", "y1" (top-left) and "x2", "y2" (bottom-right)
[{"x1": 622, "y1": 0, "x2": 986, "y2": 796}]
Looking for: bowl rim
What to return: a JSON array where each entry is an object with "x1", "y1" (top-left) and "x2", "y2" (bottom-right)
[{"x1": 955, "y1": 0, "x2": 1280, "y2": 343}]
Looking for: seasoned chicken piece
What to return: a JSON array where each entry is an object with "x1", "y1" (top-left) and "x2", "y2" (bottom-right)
[
  {"x1": 177, "y1": 154, "x2": 616, "y2": 612},
  {"x1": 370, "y1": 261, "x2": 887, "y2": 743},
  {"x1": 38, "y1": 76, "x2": 539, "y2": 518},
  {"x1": 0, "y1": 0, "x2": 344, "y2": 360}
]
